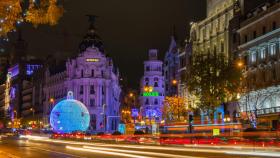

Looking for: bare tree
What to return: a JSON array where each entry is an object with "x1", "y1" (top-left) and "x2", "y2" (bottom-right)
[{"x1": 239, "y1": 85, "x2": 280, "y2": 128}]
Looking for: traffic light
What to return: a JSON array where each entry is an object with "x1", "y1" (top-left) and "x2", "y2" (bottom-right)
[{"x1": 189, "y1": 115, "x2": 193, "y2": 124}]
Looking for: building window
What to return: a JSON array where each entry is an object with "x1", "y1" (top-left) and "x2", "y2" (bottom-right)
[
  {"x1": 213, "y1": 45, "x2": 217, "y2": 54},
  {"x1": 244, "y1": 35, "x2": 248, "y2": 43},
  {"x1": 80, "y1": 85, "x2": 83, "y2": 94},
  {"x1": 272, "y1": 21, "x2": 277, "y2": 30},
  {"x1": 101, "y1": 71, "x2": 104, "y2": 77},
  {"x1": 90, "y1": 85, "x2": 95, "y2": 94},
  {"x1": 145, "y1": 99, "x2": 149, "y2": 105},
  {"x1": 154, "y1": 77, "x2": 158, "y2": 81},
  {"x1": 146, "y1": 66, "x2": 150, "y2": 71},
  {"x1": 102, "y1": 86, "x2": 105, "y2": 95},
  {"x1": 81, "y1": 70, "x2": 84, "y2": 78},
  {"x1": 154, "y1": 99, "x2": 158, "y2": 105},
  {"x1": 270, "y1": 44, "x2": 276, "y2": 56},
  {"x1": 251, "y1": 51, "x2": 257, "y2": 63},
  {"x1": 90, "y1": 98, "x2": 95, "y2": 107},
  {"x1": 262, "y1": 26, "x2": 266, "y2": 35},
  {"x1": 220, "y1": 41, "x2": 224, "y2": 53},
  {"x1": 260, "y1": 48, "x2": 266, "y2": 60},
  {"x1": 91, "y1": 114, "x2": 96, "y2": 130},
  {"x1": 253, "y1": 31, "x2": 257, "y2": 39},
  {"x1": 233, "y1": 33, "x2": 237, "y2": 43},
  {"x1": 145, "y1": 78, "x2": 149, "y2": 82},
  {"x1": 154, "y1": 82, "x2": 158, "y2": 87},
  {"x1": 91, "y1": 70, "x2": 94, "y2": 77}
]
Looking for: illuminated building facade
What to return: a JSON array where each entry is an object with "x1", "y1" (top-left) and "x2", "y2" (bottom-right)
[
  {"x1": 177, "y1": 42, "x2": 192, "y2": 100},
  {"x1": 164, "y1": 33, "x2": 179, "y2": 96},
  {"x1": 44, "y1": 16, "x2": 121, "y2": 133},
  {"x1": 238, "y1": 1, "x2": 280, "y2": 129},
  {"x1": 190, "y1": 0, "x2": 240, "y2": 58},
  {"x1": 140, "y1": 49, "x2": 165, "y2": 122}
]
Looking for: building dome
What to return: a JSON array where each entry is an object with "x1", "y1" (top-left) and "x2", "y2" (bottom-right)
[{"x1": 50, "y1": 91, "x2": 90, "y2": 133}]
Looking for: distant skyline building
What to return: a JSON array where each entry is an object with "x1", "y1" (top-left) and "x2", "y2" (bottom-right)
[
  {"x1": 43, "y1": 16, "x2": 121, "y2": 133},
  {"x1": 139, "y1": 49, "x2": 165, "y2": 123},
  {"x1": 164, "y1": 33, "x2": 179, "y2": 96}
]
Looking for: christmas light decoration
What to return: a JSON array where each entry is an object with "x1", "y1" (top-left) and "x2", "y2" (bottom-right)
[
  {"x1": 0, "y1": 0, "x2": 64, "y2": 37},
  {"x1": 50, "y1": 91, "x2": 90, "y2": 133}
]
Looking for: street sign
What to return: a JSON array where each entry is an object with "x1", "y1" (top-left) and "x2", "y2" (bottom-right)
[{"x1": 213, "y1": 128, "x2": 220, "y2": 136}]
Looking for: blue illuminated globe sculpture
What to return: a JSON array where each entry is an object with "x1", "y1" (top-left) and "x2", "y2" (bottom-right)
[{"x1": 50, "y1": 91, "x2": 90, "y2": 133}]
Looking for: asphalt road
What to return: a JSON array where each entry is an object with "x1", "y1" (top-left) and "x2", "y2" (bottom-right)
[{"x1": 0, "y1": 136, "x2": 279, "y2": 158}]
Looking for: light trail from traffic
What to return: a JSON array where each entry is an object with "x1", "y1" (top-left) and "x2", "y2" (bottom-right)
[
  {"x1": 83, "y1": 146, "x2": 202, "y2": 158},
  {"x1": 66, "y1": 146, "x2": 154, "y2": 158}
]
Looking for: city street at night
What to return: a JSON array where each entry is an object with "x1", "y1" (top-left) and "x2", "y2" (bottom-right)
[
  {"x1": 1, "y1": 0, "x2": 280, "y2": 157},
  {"x1": 0, "y1": 136, "x2": 279, "y2": 158}
]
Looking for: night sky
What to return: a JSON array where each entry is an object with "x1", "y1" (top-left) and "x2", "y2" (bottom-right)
[{"x1": 10, "y1": 0, "x2": 206, "y2": 88}]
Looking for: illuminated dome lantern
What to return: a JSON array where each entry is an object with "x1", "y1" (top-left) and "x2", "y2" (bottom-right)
[{"x1": 50, "y1": 91, "x2": 90, "y2": 133}]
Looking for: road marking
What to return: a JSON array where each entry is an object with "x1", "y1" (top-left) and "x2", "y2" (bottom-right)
[
  {"x1": 66, "y1": 146, "x2": 154, "y2": 158},
  {"x1": 83, "y1": 145, "x2": 203, "y2": 158},
  {"x1": 32, "y1": 147, "x2": 86, "y2": 158},
  {"x1": 0, "y1": 150, "x2": 21, "y2": 158}
]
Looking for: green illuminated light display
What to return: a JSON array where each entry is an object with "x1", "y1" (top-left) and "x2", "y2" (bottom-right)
[{"x1": 143, "y1": 92, "x2": 159, "y2": 97}]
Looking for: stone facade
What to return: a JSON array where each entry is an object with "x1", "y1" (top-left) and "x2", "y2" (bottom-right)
[
  {"x1": 190, "y1": 0, "x2": 239, "y2": 58},
  {"x1": 164, "y1": 35, "x2": 179, "y2": 96},
  {"x1": 238, "y1": 1, "x2": 280, "y2": 129},
  {"x1": 66, "y1": 47, "x2": 121, "y2": 132},
  {"x1": 43, "y1": 18, "x2": 121, "y2": 133},
  {"x1": 140, "y1": 49, "x2": 165, "y2": 122}
]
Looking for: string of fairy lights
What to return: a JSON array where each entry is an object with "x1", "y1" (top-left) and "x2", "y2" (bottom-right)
[{"x1": 0, "y1": 0, "x2": 64, "y2": 40}]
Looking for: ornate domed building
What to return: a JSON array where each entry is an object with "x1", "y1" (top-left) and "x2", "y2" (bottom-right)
[{"x1": 44, "y1": 16, "x2": 121, "y2": 133}]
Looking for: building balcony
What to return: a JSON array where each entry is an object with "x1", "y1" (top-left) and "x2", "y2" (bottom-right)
[
  {"x1": 22, "y1": 102, "x2": 32, "y2": 109},
  {"x1": 256, "y1": 106, "x2": 280, "y2": 115}
]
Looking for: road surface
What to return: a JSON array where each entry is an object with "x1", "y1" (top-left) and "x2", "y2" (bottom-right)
[{"x1": 0, "y1": 136, "x2": 279, "y2": 158}]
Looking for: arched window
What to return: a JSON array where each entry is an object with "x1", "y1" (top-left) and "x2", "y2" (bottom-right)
[
  {"x1": 81, "y1": 70, "x2": 84, "y2": 78},
  {"x1": 154, "y1": 99, "x2": 158, "y2": 105},
  {"x1": 145, "y1": 99, "x2": 149, "y2": 105},
  {"x1": 154, "y1": 82, "x2": 158, "y2": 87},
  {"x1": 146, "y1": 66, "x2": 150, "y2": 71},
  {"x1": 90, "y1": 98, "x2": 95, "y2": 107},
  {"x1": 91, "y1": 69, "x2": 94, "y2": 77},
  {"x1": 90, "y1": 85, "x2": 95, "y2": 94}
]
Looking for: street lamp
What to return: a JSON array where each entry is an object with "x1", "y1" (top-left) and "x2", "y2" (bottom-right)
[
  {"x1": 49, "y1": 98, "x2": 55, "y2": 104},
  {"x1": 13, "y1": 110, "x2": 17, "y2": 119},
  {"x1": 223, "y1": 117, "x2": 231, "y2": 123},
  {"x1": 129, "y1": 92, "x2": 134, "y2": 98},
  {"x1": 172, "y1": 79, "x2": 178, "y2": 85},
  {"x1": 30, "y1": 108, "x2": 35, "y2": 117}
]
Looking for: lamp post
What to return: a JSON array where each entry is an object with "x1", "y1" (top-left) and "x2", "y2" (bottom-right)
[
  {"x1": 224, "y1": 116, "x2": 232, "y2": 136},
  {"x1": 101, "y1": 104, "x2": 106, "y2": 132},
  {"x1": 13, "y1": 110, "x2": 17, "y2": 129},
  {"x1": 30, "y1": 108, "x2": 35, "y2": 129},
  {"x1": 172, "y1": 79, "x2": 178, "y2": 96},
  {"x1": 129, "y1": 92, "x2": 136, "y2": 124}
]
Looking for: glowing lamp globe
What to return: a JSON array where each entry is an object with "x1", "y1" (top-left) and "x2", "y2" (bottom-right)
[{"x1": 50, "y1": 91, "x2": 90, "y2": 133}]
